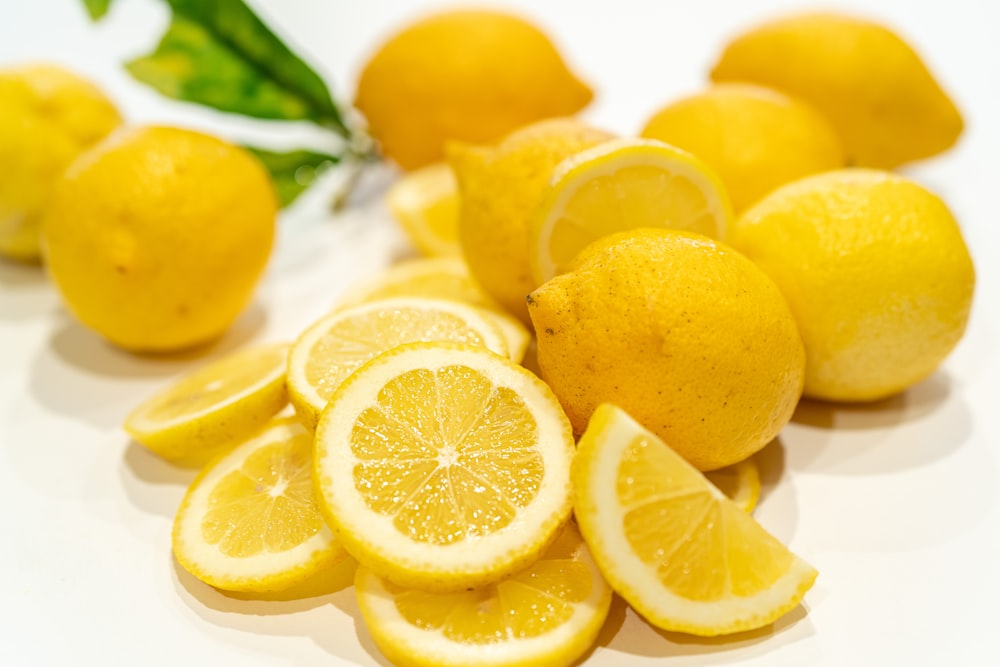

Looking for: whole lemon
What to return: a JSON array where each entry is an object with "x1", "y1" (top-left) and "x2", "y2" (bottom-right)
[
  {"x1": 641, "y1": 83, "x2": 846, "y2": 213},
  {"x1": 730, "y1": 169, "x2": 975, "y2": 402},
  {"x1": 355, "y1": 9, "x2": 594, "y2": 171},
  {"x1": 527, "y1": 228, "x2": 805, "y2": 471},
  {"x1": 449, "y1": 118, "x2": 613, "y2": 323},
  {"x1": 710, "y1": 12, "x2": 963, "y2": 168},
  {"x1": 0, "y1": 63, "x2": 122, "y2": 261},
  {"x1": 41, "y1": 126, "x2": 277, "y2": 352}
]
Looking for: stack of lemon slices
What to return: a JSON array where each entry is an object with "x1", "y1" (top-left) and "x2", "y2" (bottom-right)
[{"x1": 125, "y1": 142, "x2": 816, "y2": 667}]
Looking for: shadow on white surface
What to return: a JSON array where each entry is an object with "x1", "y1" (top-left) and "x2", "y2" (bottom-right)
[
  {"x1": 0, "y1": 258, "x2": 59, "y2": 321},
  {"x1": 120, "y1": 440, "x2": 195, "y2": 518}
]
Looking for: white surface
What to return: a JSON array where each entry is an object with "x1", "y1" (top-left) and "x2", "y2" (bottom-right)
[{"x1": 1, "y1": 1, "x2": 998, "y2": 665}]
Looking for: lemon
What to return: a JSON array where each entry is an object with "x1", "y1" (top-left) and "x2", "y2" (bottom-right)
[
  {"x1": 41, "y1": 125, "x2": 277, "y2": 352},
  {"x1": 0, "y1": 63, "x2": 122, "y2": 261},
  {"x1": 124, "y1": 343, "x2": 289, "y2": 467},
  {"x1": 355, "y1": 9, "x2": 593, "y2": 170},
  {"x1": 450, "y1": 119, "x2": 613, "y2": 322},
  {"x1": 573, "y1": 404, "x2": 817, "y2": 636},
  {"x1": 333, "y1": 257, "x2": 531, "y2": 363},
  {"x1": 172, "y1": 418, "x2": 345, "y2": 592},
  {"x1": 287, "y1": 297, "x2": 510, "y2": 429},
  {"x1": 386, "y1": 163, "x2": 461, "y2": 257},
  {"x1": 528, "y1": 228, "x2": 805, "y2": 471},
  {"x1": 640, "y1": 83, "x2": 846, "y2": 213},
  {"x1": 529, "y1": 137, "x2": 731, "y2": 284},
  {"x1": 710, "y1": 12, "x2": 963, "y2": 168},
  {"x1": 731, "y1": 169, "x2": 975, "y2": 402},
  {"x1": 314, "y1": 342, "x2": 575, "y2": 591},
  {"x1": 705, "y1": 458, "x2": 761, "y2": 514},
  {"x1": 355, "y1": 522, "x2": 611, "y2": 667}
]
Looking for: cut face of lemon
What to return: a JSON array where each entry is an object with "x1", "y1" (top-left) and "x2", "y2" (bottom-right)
[
  {"x1": 334, "y1": 257, "x2": 531, "y2": 363},
  {"x1": 287, "y1": 297, "x2": 510, "y2": 429},
  {"x1": 355, "y1": 522, "x2": 611, "y2": 667},
  {"x1": 386, "y1": 162, "x2": 461, "y2": 256},
  {"x1": 705, "y1": 458, "x2": 761, "y2": 513},
  {"x1": 314, "y1": 342, "x2": 575, "y2": 592},
  {"x1": 572, "y1": 404, "x2": 816, "y2": 636},
  {"x1": 124, "y1": 342, "x2": 289, "y2": 467},
  {"x1": 172, "y1": 418, "x2": 345, "y2": 592},
  {"x1": 529, "y1": 137, "x2": 733, "y2": 283}
]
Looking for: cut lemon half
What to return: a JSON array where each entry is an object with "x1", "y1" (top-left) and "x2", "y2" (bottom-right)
[
  {"x1": 529, "y1": 137, "x2": 733, "y2": 283},
  {"x1": 386, "y1": 162, "x2": 461, "y2": 256},
  {"x1": 172, "y1": 418, "x2": 345, "y2": 592},
  {"x1": 314, "y1": 342, "x2": 575, "y2": 592},
  {"x1": 705, "y1": 458, "x2": 761, "y2": 513},
  {"x1": 287, "y1": 297, "x2": 509, "y2": 429},
  {"x1": 573, "y1": 404, "x2": 816, "y2": 636},
  {"x1": 124, "y1": 342, "x2": 289, "y2": 467},
  {"x1": 334, "y1": 257, "x2": 530, "y2": 363},
  {"x1": 355, "y1": 522, "x2": 611, "y2": 667}
]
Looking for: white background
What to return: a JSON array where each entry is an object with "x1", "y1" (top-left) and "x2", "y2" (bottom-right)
[{"x1": 1, "y1": 1, "x2": 999, "y2": 665}]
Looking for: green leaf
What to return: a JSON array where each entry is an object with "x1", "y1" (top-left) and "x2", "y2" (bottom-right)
[
  {"x1": 246, "y1": 146, "x2": 340, "y2": 207},
  {"x1": 81, "y1": 0, "x2": 112, "y2": 20},
  {"x1": 127, "y1": 0, "x2": 348, "y2": 134}
]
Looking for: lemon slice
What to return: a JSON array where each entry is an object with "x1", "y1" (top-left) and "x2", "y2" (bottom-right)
[
  {"x1": 172, "y1": 418, "x2": 345, "y2": 592},
  {"x1": 355, "y1": 522, "x2": 611, "y2": 667},
  {"x1": 529, "y1": 137, "x2": 733, "y2": 283},
  {"x1": 334, "y1": 257, "x2": 531, "y2": 363},
  {"x1": 287, "y1": 297, "x2": 510, "y2": 429},
  {"x1": 386, "y1": 162, "x2": 461, "y2": 256},
  {"x1": 573, "y1": 404, "x2": 816, "y2": 636},
  {"x1": 124, "y1": 342, "x2": 289, "y2": 467},
  {"x1": 705, "y1": 458, "x2": 761, "y2": 513},
  {"x1": 314, "y1": 341, "x2": 575, "y2": 591}
]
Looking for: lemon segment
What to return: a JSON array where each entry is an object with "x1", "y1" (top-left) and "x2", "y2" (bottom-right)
[
  {"x1": 314, "y1": 342, "x2": 575, "y2": 592},
  {"x1": 355, "y1": 522, "x2": 611, "y2": 667},
  {"x1": 124, "y1": 343, "x2": 289, "y2": 467},
  {"x1": 704, "y1": 458, "x2": 761, "y2": 513},
  {"x1": 333, "y1": 257, "x2": 531, "y2": 364},
  {"x1": 573, "y1": 404, "x2": 816, "y2": 636},
  {"x1": 172, "y1": 418, "x2": 345, "y2": 592},
  {"x1": 287, "y1": 297, "x2": 510, "y2": 429},
  {"x1": 529, "y1": 138, "x2": 732, "y2": 284},
  {"x1": 386, "y1": 163, "x2": 461, "y2": 256}
]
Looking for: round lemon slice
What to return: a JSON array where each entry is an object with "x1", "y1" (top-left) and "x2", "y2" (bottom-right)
[
  {"x1": 314, "y1": 341, "x2": 575, "y2": 592},
  {"x1": 573, "y1": 404, "x2": 816, "y2": 636},
  {"x1": 355, "y1": 522, "x2": 611, "y2": 667},
  {"x1": 529, "y1": 137, "x2": 733, "y2": 284},
  {"x1": 287, "y1": 297, "x2": 510, "y2": 429},
  {"x1": 386, "y1": 162, "x2": 461, "y2": 256},
  {"x1": 334, "y1": 257, "x2": 531, "y2": 363},
  {"x1": 172, "y1": 418, "x2": 345, "y2": 592},
  {"x1": 705, "y1": 458, "x2": 761, "y2": 513},
  {"x1": 124, "y1": 342, "x2": 289, "y2": 467}
]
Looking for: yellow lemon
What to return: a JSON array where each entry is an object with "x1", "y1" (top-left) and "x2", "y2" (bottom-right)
[
  {"x1": 705, "y1": 458, "x2": 761, "y2": 514},
  {"x1": 710, "y1": 12, "x2": 963, "y2": 168},
  {"x1": 386, "y1": 162, "x2": 461, "y2": 257},
  {"x1": 528, "y1": 137, "x2": 731, "y2": 284},
  {"x1": 731, "y1": 169, "x2": 975, "y2": 402},
  {"x1": 355, "y1": 522, "x2": 611, "y2": 667},
  {"x1": 573, "y1": 404, "x2": 817, "y2": 636},
  {"x1": 41, "y1": 125, "x2": 277, "y2": 352},
  {"x1": 333, "y1": 257, "x2": 531, "y2": 364},
  {"x1": 172, "y1": 418, "x2": 346, "y2": 592},
  {"x1": 527, "y1": 228, "x2": 805, "y2": 471},
  {"x1": 314, "y1": 342, "x2": 575, "y2": 591},
  {"x1": 125, "y1": 343, "x2": 289, "y2": 467},
  {"x1": 640, "y1": 83, "x2": 846, "y2": 213},
  {"x1": 287, "y1": 297, "x2": 510, "y2": 429},
  {"x1": 355, "y1": 9, "x2": 593, "y2": 171},
  {"x1": 0, "y1": 63, "x2": 122, "y2": 261},
  {"x1": 450, "y1": 118, "x2": 613, "y2": 323}
]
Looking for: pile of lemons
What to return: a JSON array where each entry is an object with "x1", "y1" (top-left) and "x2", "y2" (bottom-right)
[{"x1": 80, "y1": 7, "x2": 975, "y2": 667}]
